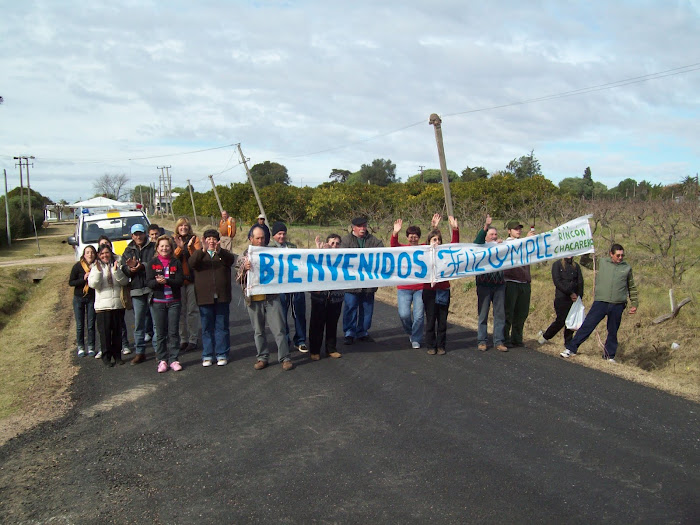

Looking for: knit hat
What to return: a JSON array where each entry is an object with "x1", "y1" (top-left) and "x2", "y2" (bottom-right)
[
  {"x1": 271, "y1": 222, "x2": 287, "y2": 236},
  {"x1": 202, "y1": 229, "x2": 220, "y2": 240}
]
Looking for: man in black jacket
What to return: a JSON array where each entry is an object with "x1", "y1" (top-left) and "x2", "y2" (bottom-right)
[
  {"x1": 538, "y1": 257, "x2": 584, "y2": 346},
  {"x1": 120, "y1": 224, "x2": 156, "y2": 364}
]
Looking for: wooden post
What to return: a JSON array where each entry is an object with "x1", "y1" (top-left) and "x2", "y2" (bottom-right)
[
  {"x1": 429, "y1": 113, "x2": 454, "y2": 217},
  {"x1": 187, "y1": 179, "x2": 198, "y2": 227},
  {"x1": 238, "y1": 144, "x2": 267, "y2": 221},
  {"x1": 209, "y1": 175, "x2": 224, "y2": 214},
  {"x1": 3, "y1": 169, "x2": 11, "y2": 246}
]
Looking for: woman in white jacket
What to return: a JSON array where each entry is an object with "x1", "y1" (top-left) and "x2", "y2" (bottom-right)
[{"x1": 89, "y1": 245, "x2": 130, "y2": 366}]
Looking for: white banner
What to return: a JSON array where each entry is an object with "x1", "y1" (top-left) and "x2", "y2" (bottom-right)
[{"x1": 246, "y1": 215, "x2": 594, "y2": 295}]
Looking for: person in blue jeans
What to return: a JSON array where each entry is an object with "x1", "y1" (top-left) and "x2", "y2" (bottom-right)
[
  {"x1": 560, "y1": 244, "x2": 638, "y2": 363},
  {"x1": 69, "y1": 245, "x2": 98, "y2": 357},
  {"x1": 473, "y1": 214, "x2": 508, "y2": 352},
  {"x1": 341, "y1": 217, "x2": 384, "y2": 345},
  {"x1": 189, "y1": 229, "x2": 236, "y2": 367},
  {"x1": 269, "y1": 221, "x2": 308, "y2": 352}
]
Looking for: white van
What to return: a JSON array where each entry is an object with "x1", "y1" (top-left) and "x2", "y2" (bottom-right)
[{"x1": 67, "y1": 208, "x2": 151, "y2": 261}]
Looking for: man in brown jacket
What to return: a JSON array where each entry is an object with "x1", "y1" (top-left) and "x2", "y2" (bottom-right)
[{"x1": 218, "y1": 210, "x2": 236, "y2": 252}]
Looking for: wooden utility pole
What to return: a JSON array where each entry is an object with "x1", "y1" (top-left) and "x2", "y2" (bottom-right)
[
  {"x1": 13, "y1": 156, "x2": 24, "y2": 211},
  {"x1": 209, "y1": 175, "x2": 224, "y2": 214},
  {"x1": 187, "y1": 179, "x2": 198, "y2": 227},
  {"x1": 3, "y1": 169, "x2": 11, "y2": 246},
  {"x1": 419, "y1": 165, "x2": 425, "y2": 184},
  {"x1": 429, "y1": 114, "x2": 454, "y2": 218},
  {"x1": 237, "y1": 144, "x2": 266, "y2": 220}
]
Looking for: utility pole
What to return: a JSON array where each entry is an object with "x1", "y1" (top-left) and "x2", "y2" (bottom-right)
[
  {"x1": 428, "y1": 114, "x2": 454, "y2": 217},
  {"x1": 13, "y1": 156, "x2": 25, "y2": 211},
  {"x1": 209, "y1": 175, "x2": 224, "y2": 214},
  {"x1": 3, "y1": 169, "x2": 11, "y2": 246},
  {"x1": 238, "y1": 144, "x2": 266, "y2": 220},
  {"x1": 419, "y1": 165, "x2": 425, "y2": 184},
  {"x1": 187, "y1": 179, "x2": 198, "y2": 227},
  {"x1": 158, "y1": 165, "x2": 173, "y2": 219}
]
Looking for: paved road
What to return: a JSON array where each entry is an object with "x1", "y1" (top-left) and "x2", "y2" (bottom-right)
[{"x1": 0, "y1": 287, "x2": 698, "y2": 523}]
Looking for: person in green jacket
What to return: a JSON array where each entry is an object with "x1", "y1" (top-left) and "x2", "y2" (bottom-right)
[{"x1": 560, "y1": 244, "x2": 638, "y2": 363}]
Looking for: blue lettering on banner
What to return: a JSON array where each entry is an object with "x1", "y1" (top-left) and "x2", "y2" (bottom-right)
[
  {"x1": 509, "y1": 243, "x2": 523, "y2": 266},
  {"x1": 381, "y1": 253, "x2": 395, "y2": 279},
  {"x1": 259, "y1": 254, "x2": 275, "y2": 285},
  {"x1": 277, "y1": 254, "x2": 285, "y2": 284},
  {"x1": 525, "y1": 239, "x2": 536, "y2": 261},
  {"x1": 542, "y1": 233, "x2": 552, "y2": 257},
  {"x1": 488, "y1": 246, "x2": 508, "y2": 268},
  {"x1": 288, "y1": 254, "x2": 302, "y2": 283},
  {"x1": 397, "y1": 252, "x2": 411, "y2": 278},
  {"x1": 439, "y1": 248, "x2": 461, "y2": 278},
  {"x1": 342, "y1": 253, "x2": 357, "y2": 281},
  {"x1": 307, "y1": 254, "x2": 324, "y2": 281},
  {"x1": 474, "y1": 250, "x2": 487, "y2": 272},
  {"x1": 358, "y1": 253, "x2": 374, "y2": 281},
  {"x1": 326, "y1": 253, "x2": 343, "y2": 281},
  {"x1": 413, "y1": 251, "x2": 428, "y2": 278}
]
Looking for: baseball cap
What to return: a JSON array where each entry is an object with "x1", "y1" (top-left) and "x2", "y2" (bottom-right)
[{"x1": 131, "y1": 224, "x2": 146, "y2": 234}]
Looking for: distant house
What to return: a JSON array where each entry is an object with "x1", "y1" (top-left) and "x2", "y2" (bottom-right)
[{"x1": 44, "y1": 203, "x2": 72, "y2": 222}]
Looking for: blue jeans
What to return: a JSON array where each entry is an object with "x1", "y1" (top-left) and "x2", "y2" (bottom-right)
[
  {"x1": 73, "y1": 295, "x2": 95, "y2": 350},
  {"x1": 279, "y1": 292, "x2": 307, "y2": 346},
  {"x1": 343, "y1": 292, "x2": 375, "y2": 339},
  {"x1": 566, "y1": 301, "x2": 626, "y2": 358},
  {"x1": 131, "y1": 295, "x2": 149, "y2": 356},
  {"x1": 397, "y1": 289, "x2": 424, "y2": 343},
  {"x1": 150, "y1": 301, "x2": 181, "y2": 363},
  {"x1": 199, "y1": 302, "x2": 230, "y2": 361},
  {"x1": 477, "y1": 284, "x2": 506, "y2": 346}
]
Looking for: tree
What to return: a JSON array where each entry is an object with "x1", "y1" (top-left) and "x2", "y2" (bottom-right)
[
  {"x1": 558, "y1": 177, "x2": 585, "y2": 197},
  {"x1": 351, "y1": 158, "x2": 398, "y2": 186},
  {"x1": 329, "y1": 168, "x2": 351, "y2": 183},
  {"x1": 406, "y1": 168, "x2": 458, "y2": 183},
  {"x1": 581, "y1": 166, "x2": 594, "y2": 199},
  {"x1": 505, "y1": 150, "x2": 542, "y2": 180},
  {"x1": 461, "y1": 166, "x2": 489, "y2": 182},
  {"x1": 250, "y1": 161, "x2": 290, "y2": 188},
  {"x1": 93, "y1": 173, "x2": 129, "y2": 200}
]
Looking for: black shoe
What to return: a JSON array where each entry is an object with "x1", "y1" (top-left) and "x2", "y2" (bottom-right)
[
  {"x1": 343, "y1": 336, "x2": 354, "y2": 345},
  {"x1": 359, "y1": 335, "x2": 375, "y2": 343}
]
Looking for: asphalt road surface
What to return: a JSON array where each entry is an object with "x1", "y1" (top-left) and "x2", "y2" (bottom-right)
[{"x1": 0, "y1": 286, "x2": 698, "y2": 523}]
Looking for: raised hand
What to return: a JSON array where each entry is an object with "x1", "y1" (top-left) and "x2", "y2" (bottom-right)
[
  {"x1": 484, "y1": 214, "x2": 492, "y2": 230},
  {"x1": 431, "y1": 213, "x2": 441, "y2": 229},
  {"x1": 448, "y1": 215, "x2": 458, "y2": 230},
  {"x1": 393, "y1": 219, "x2": 403, "y2": 234}
]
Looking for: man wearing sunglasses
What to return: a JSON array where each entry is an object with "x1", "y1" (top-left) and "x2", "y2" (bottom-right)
[{"x1": 560, "y1": 244, "x2": 638, "y2": 363}]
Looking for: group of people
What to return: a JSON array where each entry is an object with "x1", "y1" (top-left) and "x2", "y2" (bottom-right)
[{"x1": 70, "y1": 210, "x2": 640, "y2": 373}]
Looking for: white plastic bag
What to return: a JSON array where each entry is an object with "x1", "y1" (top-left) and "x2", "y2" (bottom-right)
[{"x1": 565, "y1": 297, "x2": 585, "y2": 330}]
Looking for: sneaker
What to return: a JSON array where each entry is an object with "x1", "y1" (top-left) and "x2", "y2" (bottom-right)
[
  {"x1": 157, "y1": 360, "x2": 168, "y2": 373},
  {"x1": 496, "y1": 344, "x2": 508, "y2": 352},
  {"x1": 343, "y1": 336, "x2": 354, "y2": 345},
  {"x1": 560, "y1": 349, "x2": 573, "y2": 358},
  {"x1": 217, "y1": 358, "x2": 228, "y2": 366},
  {"x1": 87, "y1": 348, "x2": 96, "y2": 357},
  {"x1": 310, "y1": 354, "x2": 321, "y2": 361},
  {"x1": 282, "y1": 360, "x2": 294, "y2": 371},
  {"x1": 122, "y1": 347, "x2": 132, "y2": 355},
  {"x1": 296, "y1": 343, "x2": 309, "y2": 353},
  {"x1": 436, "y1": 348, "x2": 446, "y2": 355},
  {"x1": 328, "y1": 352, "x2": 342, "y2": 359},
  {"x1": 254, "y1": 360, "x2": 268, "y2": 370},
  {"x1": 359, "y1": 335, "x2": 375, "y2": 342},
  {"x1": 202, "y1": 359, "x2": 213, "y2": 367},
  {"x1": 170, "y1": 361, "x2": 182, "y2": 371},
  {"x1": 144, "y1": 334, "x2": 152, "y2": 343},
  {"x1": 411, "y1": 341, "x2": 421, "y2": 349},
  {"x1": 537, "y1": 330, "x2": 547, "y2": 345},
  {"x1": 94, "y1": 350, "x2": 103, "y2": 359},
  {"x1": 477, "y1": 343, "x2": 488, "y2": 352},
  {"x1": 427, "y1": 348, "x2": 437, "y2": 355},
  {"x1": 77, "y1": 347, "x2": 86, "y2": 358},
  {"x1": 607, "y1": 358, "x2": 617, "y2": 364}
]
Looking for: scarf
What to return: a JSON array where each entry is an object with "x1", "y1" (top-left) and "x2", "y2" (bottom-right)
[{"x1": 80, "y1": 259, "x2": 91, "y2": 296}]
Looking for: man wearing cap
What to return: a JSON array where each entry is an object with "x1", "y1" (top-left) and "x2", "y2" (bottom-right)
[
  {"x1": 270, "y1": 222, "x2": 308, "y2": 353},
  {"x1": 248, "y1": 214, "x2": 271, "y2": 246},
  {"x1": 121, "y1": 223, "x2": 156, "y2": 364},
  {"x1": 341, "y1": 216, "x2": 384, "y2": 345},
  {"x1": 189, "y1": 229, "x2": 237, "y2": 366},
  {"x1": 218, "y1": 210, "x2": 237, "y2": 252},
  {"x1": 503, "y1": 219, "x2": 536, "y2": 348},
  {"x1": 236, "y1": 225, "x2": 294, "y2": 370}
]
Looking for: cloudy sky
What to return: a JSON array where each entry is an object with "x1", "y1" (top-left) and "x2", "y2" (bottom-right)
[{"x1": 1, "y1": 0, "x2": 698, "y2": 203}]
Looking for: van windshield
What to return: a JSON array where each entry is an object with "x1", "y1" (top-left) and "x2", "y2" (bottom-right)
[{"x1": 82, "y1": 216, "x2": 150, "y2": 244}]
